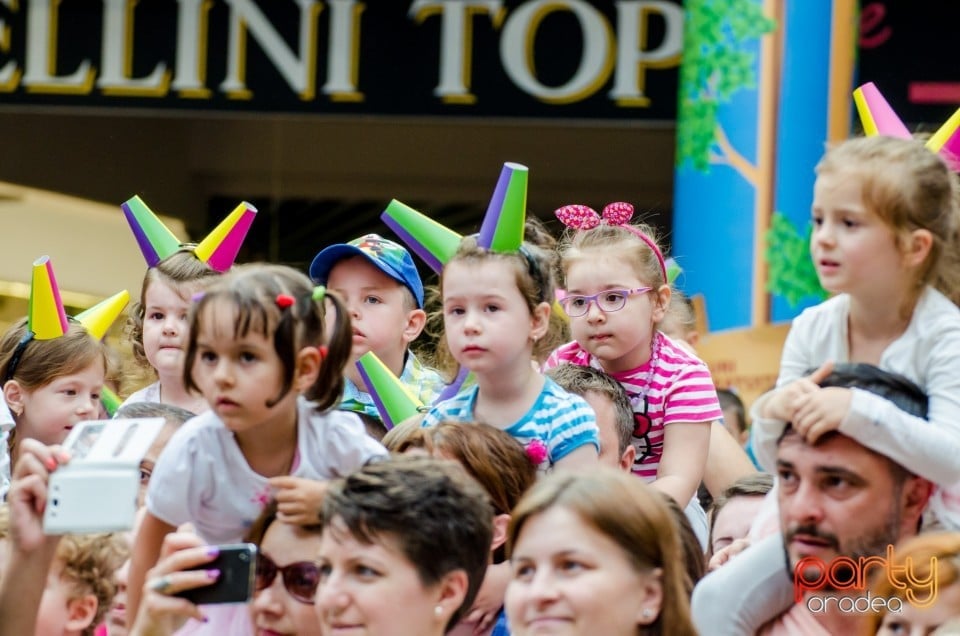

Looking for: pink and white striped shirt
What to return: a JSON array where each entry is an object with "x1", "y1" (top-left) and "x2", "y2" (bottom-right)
[{"x1": 544, "y1": 331, "x2": 721, "y2": 481}]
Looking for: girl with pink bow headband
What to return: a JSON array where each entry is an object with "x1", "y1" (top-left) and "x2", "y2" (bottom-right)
[{"x1": 544, "y1": 202, "x2": 721, "y2": 522}]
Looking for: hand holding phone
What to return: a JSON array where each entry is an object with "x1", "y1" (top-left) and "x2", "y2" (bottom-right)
[{"x1": 173, "y1": 543, "x2": 257, "y2": 605}]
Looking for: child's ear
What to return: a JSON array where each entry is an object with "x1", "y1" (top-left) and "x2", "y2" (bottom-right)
[
  {"x1": 904, "y1": 228, "x2": 933, "y2": 268},
  {"x1": 3, "y1": 380, "x2": 25, "y2": 417},
  {"x1": 64, "y1": 594, "x2": 98, "y2": 632},
  {"x1": 530, "y1": 301, "x2": 552, "y2": 341},
  {"x1": 652, "y1": 285, "x2": 672, "y2": 323},
  {"x1": 490, "y1": 513, "x2": 510, "y2": 553},
  {"x1": 402, "y1": 308, "x2": 427, "y2": 346},
  {"x1": 293, "y1": 347, "x2": 323, "y2": 392}
]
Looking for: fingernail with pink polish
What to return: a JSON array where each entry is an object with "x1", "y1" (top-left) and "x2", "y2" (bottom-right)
[
  {"x1": 206, "y1": 569, "x2": 220, "y2": 580},
  {"x1": 205, "y1": 546, "x2": 220, "y2": 558}
]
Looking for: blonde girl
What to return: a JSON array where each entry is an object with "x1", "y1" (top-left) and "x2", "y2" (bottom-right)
[
  {"x1": 127, "y1": 264, "x2": 387, "y2": 623},
  {"x1": 421, "y1": 234, "x2": 600, "y2": 471},
  {"x1": 122, "y1": 249, "x2": 219, "y2": 414},
  {"x1": 120, "y1": 196, "x2": 258, "y2": 414},
  {"x1": 545, "y1": 202, "x2": 720, "y2": 508}
]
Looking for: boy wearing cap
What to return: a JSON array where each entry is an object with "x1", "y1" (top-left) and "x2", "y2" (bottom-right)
[{"x1": 310, "y1": 234, "x2": 446, "y2": 423}]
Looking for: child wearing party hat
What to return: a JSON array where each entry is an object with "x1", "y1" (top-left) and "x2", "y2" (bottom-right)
[
  {"x1": 0, "y1": 256, "x2": 129, "y2": 498},
  {"x1": 385, "y1": 163, "x2": 599, "y2": 471},
  {"x1": 309, "y1": 233, "x2": 445, "y2": 425},
  {"x1": 120, "y1": 196, "x2": 257, "y2": 414}
]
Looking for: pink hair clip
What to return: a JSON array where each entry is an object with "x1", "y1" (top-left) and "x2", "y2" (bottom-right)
[
  {"x1": 276, "y1": 294, "x2": 296, "y2": 309},
  {"x1": 525, "y1": 439, "x2": 548, "y2": 465},
  {"x1": 554, "y1": 202, "x2": 667, "y2": 283}
]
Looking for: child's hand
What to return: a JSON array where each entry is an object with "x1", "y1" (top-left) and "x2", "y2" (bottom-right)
[
  {"x1": 761, "y1": 362, "x2": 835, "y2": 421},
  {"x1": 462, "y1": 560, "x2": 510, "y2": 635},
  {"x1": 791, "y1": 387, "x2": 853, "y2": 444},
  {"x1": 269, "y1": 476, "x2": 329, "y2": 525},
  {"x1": 8, "y1": 439, "x2": 70, "y2": 551},
  {"x1": 708, "y1": 537, "x2": 752, "y2": 572}
]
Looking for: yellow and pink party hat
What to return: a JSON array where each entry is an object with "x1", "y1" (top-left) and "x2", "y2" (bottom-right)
[
  {"x1": 28, "y1": 256, "x2": 130, "y2": 341},
  {"x1": 355, "y1": 351, "x2": 423, "y2": 430},
  {"x1": 853, "y1": 82, "x2": 960, "y2": 171},
  {"x1": 122, "y1": 195, "x2": 257, "y2": 272},
  {"x1": 853, "y1": 82, "x2": 911, "y2": 139}
]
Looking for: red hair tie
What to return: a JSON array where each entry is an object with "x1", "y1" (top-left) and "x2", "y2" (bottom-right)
[
  {"x1": 554, "y1": 202, "x2": 668, "y2": 283},
  {"x1": 276, "y1": 294, "x2": 296, "y2": 309}
]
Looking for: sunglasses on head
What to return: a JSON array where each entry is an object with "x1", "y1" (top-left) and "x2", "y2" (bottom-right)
[{"x1": 255, "y1": 552, "x2": 320, "y2": 604}]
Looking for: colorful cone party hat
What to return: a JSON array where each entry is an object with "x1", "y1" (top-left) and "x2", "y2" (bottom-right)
[
  {"x1": 74, "y1": 290, "x2": 131, "y2": 340},
  {"x1": 853, "y1": 83, "x2": 960, "y2": 171},
  {"x1": 853, "y1": 82, "x2": 911, "y2": 139},
  {"x1": 380, "y1": 199, "x2": 463, "y2": 274},
  {"x1": 122, "y1": 196, "x2": 183, "y2": 268},
  {"x1": 100, "y1": 386, "x2": 122, "y2": 418},
  {"x1": 28, "y1": 256, "x2": 70, "y2": 340},
  {"x1": 477, "y1": 162, "x2": 528, "y2": 253},
  {"x1": 355, "y1": 352, "x2": 423, "y2": 430},
  {"x1": 193, "y1": 202, "x2": 258, "y2": 272},
  {"x1": 927, "y1": 107, "x2": 960, "y2": 171},
  {"x1": 665, "y1": 257, "x2": 682, "y2": 284},
  {"x1": 435, "y1": 366, "x2": 473, "y2": 403}
]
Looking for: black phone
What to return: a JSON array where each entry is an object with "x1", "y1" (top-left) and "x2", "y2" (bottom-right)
[{"x1": 174, "y1": 543, "x2": 257, "y2": 605}]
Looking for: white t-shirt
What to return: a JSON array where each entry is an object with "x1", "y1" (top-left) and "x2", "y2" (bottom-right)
[
  {"x1": 146, "y1": 396, "x2": 387, "y2": 543},
  {"x1": 118, "y1": 381, "x2": 161, "y2": 409}
]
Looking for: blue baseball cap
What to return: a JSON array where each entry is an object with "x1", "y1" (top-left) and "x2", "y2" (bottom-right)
[{"x1": 309, "y1": 234, "x2": 425, "y2": 308}]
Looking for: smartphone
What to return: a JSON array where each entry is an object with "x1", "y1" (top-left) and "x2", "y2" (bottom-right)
[{"x1": 174, "y1": 543, "x2": 257, "y2": 605}]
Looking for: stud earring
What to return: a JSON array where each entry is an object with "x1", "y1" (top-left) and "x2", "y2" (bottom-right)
[
  {"x1": 642, "y1": 608, "x2": 654, "y2": 619},
  {"x1": 435, "y1": 605, "x2": 443, "y2": 617}
]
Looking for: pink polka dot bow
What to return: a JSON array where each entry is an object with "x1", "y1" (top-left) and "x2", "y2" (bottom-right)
[{"x1": 553, "y1": 202, "x2": 635, "y2": 230}]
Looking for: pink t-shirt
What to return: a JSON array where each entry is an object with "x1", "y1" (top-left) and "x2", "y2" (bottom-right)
[
  {"x1": 758, "y1": 602, "x2": 832, "y2": 636},
  {"x1": 544, "y1": 331, "x2": 722, "y2": 480}
]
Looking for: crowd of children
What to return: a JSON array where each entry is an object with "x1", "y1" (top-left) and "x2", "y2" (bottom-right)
[{"x1": 1, "y1": 84, "x2": 960, "y2": 635}]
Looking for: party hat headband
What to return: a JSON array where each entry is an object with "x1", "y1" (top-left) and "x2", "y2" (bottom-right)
[
  {"x1": 355, "y1": 351, "x2": 424, "y2": 430},
  {"x1": 853, "y1": 82, "x2": 960, "y2": 170},
  {"x1": 381, "y1": 162, "x2": 530, "y2": 273},
  {"x1": 5, "y1": 256, "x2": 130, "y2": 383},
  {"x1": 122, "y1": 195, "x2": 258, "y2": 271},
  {"x1": 554, "y1": 202, "x2": 668, "y2": 283}
]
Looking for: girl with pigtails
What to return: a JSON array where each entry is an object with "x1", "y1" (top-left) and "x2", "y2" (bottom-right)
[{"x1": 127, "y1": 263, "x2": 387, "y2": 623}]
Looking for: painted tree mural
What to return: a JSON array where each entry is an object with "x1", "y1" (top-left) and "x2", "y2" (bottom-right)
[{"x1": 676, "y1": 0, "x2": 825, "y2": 312}]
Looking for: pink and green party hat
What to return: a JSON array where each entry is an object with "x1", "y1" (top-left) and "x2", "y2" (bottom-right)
[
  {"x1": 477, "y1": 162, "x2": 528, "y2": 253},
  {"x1": 355, "y1": 351, "x2": 423, "y2": 430},
  {"x1": 122, "y1": 195, "x2": 257, "y2": 271},
  {"x1": 852, "y1": 82, "x2": 911, "y2": 139},
  {"x1": 28, "y1": 256, "x2": 129, "y2": 340},
  {"x1": 380, "y1": 200, "x2": 463, "y2": 274},
  {"x1": 193, "y1": 201, "x2": 258, "y2": 272}
]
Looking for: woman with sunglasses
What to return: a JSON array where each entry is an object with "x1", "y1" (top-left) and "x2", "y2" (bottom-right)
[
  {"x1": 247, "y1": 500, "x2": 322, "y2": 636},
  {"x1": 128, "y1": 500, "x2": 324, "y2": 636}
]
